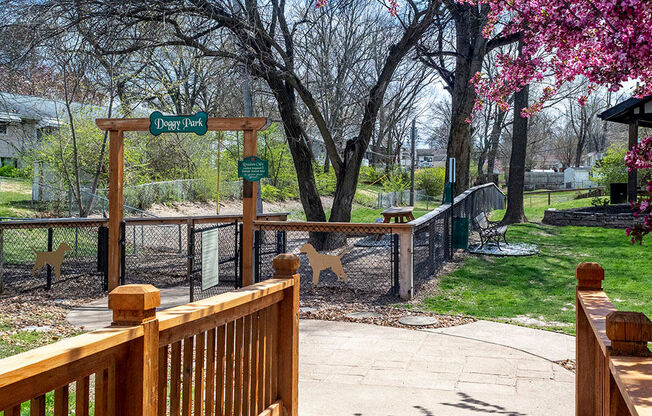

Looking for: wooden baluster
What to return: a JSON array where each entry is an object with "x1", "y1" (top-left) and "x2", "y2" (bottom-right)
[
  {"x1": 257, "y1": 308, "x2": 267, "y2": 412},
  {"x1": 274, "y1": 254, "x2": 300, "y2": 416},
  {"x1": 30, "y1": 395, "x2": 45, "y2": 416},
  {"x1": 216, "y1": 325, "x2": 226, "y2": 416},
  {"x1": 54, "y1": 385, "x2": 69, "y2": 416},
  {"x1": 170, "y1": 341, "x2": 182, "y2": 416},
  {"x1": 575, "y1": 262, "x2": 604, "y2": 416},
  {"x1": 270, "y1": 303, "x2": 279, "y2": 403},
  {"x1": 194, "y1": 332, "x2": 206, "y2": 416},
  {"x1": 76, "y1": 376, "x2": 90, "y2": 416},
  {"x1": 234, "y1": 318, "x2": 244, "y2": 416},
  {"x1": 250, "y1": 313, "x2": 260, "y2": 415},
  {"x1": 225, "y1": 321, "x2": 235, "y2": 416},
  {"x1": 182, "y1": 336, "x2": 194, "y2": 416},
  {"x1": 2, "y1": 405, "x2": 21, "y2": 416},
  {"x1": 265, "y1": 307, "x2": 273, "y2": 408},
  {"x1": 95, "y1": 369, "x2": 108, "y2": 416},
  {"x1": 243, "y1": 315, "x2": 252, "y2": 416},
  {"x1": 109, "y1": 284, "x2": 161, "y2": 416},
  {"x1": 158, "y1": 345, "x2": 169, "y2": 416},
  {"x1": 205, "y1": 328, "x2": 216, "y2": 416}
]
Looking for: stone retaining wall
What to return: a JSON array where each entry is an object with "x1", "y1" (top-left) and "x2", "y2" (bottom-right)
[{"x1": 542, "y1": 207, "x2": 642, "y2": 229}]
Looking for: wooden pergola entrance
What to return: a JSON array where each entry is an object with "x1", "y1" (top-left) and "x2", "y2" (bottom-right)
[
  {"x1": 598, "y1": 95, "x2": 652, "y2": 201},
  {"x1": 96, "y1": 117, "x2": 269, "y2": 291}
]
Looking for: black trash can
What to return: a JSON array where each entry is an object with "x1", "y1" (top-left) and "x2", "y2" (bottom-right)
[
  {"x1": 610, "y1": 183, "x2": 627, "y2": 204},
  {"x1": 453, "y1": 217, "x2": 470, "y2": 250}
]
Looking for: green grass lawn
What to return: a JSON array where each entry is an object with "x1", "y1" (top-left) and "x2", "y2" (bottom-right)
[
  {"x1": 0, "y1": 177, "x2": 37, "y2": 218},
  {"x1": 420, "y1": 196, "x2": 651, "y2": 334},
  {"x1": 288, "y1": 206, "x2": 431, "y2": 223}
]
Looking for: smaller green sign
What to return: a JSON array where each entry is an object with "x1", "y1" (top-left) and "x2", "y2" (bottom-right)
[
  {"x1": 238, "y1": 156, "x2": 269, "y2": 182},
  {"x1": 149, "y1": 111, "x2": 208, "y2": 136}
]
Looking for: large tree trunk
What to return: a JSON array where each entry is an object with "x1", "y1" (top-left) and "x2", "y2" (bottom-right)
[
  {"x1": 267, "y1": 77, "x2": 326, "y2": 224},
  {"x1": 486, "y1": 107, "x2": 507, "y2": 185},
  {"x1": 502, "y1": 46, "x2": 529, "y2": 225}
]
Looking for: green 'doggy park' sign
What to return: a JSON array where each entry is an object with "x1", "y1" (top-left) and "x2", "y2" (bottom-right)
[
  {"x1": 149, "y1": 111, "x2": 208, "y2": 136},
  {"x1": 238, "y1": 156, "x2": 269, "y2": 182}
]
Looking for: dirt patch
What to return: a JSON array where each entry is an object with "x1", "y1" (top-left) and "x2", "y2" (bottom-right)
[{"x1": 146, "y1": 196, "x2": 335, "y2": 218}]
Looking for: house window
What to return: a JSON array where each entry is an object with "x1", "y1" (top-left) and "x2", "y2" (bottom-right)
[{"x1": 0, "y1": 123, "x2": 7, "y2": 135}]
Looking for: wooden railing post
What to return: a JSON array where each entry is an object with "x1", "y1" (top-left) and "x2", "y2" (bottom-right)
[
  {"x1": 109, "y1": 284, "x2": 161, "y2": 416},
  {"x1": 576, "y1": 262, "x2": 605, "y2": 416},
  {"x1": 273, "y1": 253, "x2": 300, "y2": 416},
  {"x1": 607, "y1": 311, "x2": 652, "y2": 357}
]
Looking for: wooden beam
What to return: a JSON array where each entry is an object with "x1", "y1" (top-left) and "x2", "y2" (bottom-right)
[
  {"x1": 242, "y1": 129, "x2": 258, "y2": 287},
  {"x1": 628, "y1": 120, "x2": 638, "y2": 202},
  {"x1": 108, "y1": 130, "x2": 124, "y2": 292},
  {"x1": 96, "y1": 117, "x2": 269, "y2": 132}
]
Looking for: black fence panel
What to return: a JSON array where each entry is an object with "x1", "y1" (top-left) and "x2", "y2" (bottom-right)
[{"x1": 255, "y1": 224, "x2": 397, "y2": 296}]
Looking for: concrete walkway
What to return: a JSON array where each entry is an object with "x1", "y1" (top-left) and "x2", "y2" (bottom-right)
[{"x1": 67, "y1": 289, "x2": 575, "y2": 415}]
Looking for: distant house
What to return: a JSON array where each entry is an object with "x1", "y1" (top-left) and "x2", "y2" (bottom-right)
[
  {"x1": 416, "y1": 149, "x2": 446, "y2": 168},
  {"x1": 580, "y1": 151, "x2": 605, "y2": 168},
  {"x1": 0, "y1": 92, "x2": 62, "y2": 169}
]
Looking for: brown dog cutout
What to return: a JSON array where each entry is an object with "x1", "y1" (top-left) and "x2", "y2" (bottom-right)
[
  {"x1": 299, "y1": 243, "x2": 349, "y2": 285},
  {"x1": 32, "y1": 242, "x2": 71, "y2": 280}
]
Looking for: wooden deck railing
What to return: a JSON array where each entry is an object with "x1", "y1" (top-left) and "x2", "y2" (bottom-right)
[
  {"x1": 575, "y1": 262, "x2": 652, "y2": 416},
  {"x1": 0, "y1": 253, "x2": 300, "y2": 416}
]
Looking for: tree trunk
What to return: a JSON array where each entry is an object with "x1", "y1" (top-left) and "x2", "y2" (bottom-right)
[
  {"x1": 502, "y1": 45, "x2": 529, "y2": 225},
  {"x1": 486, "y1": 107, "x2": 507, "y2": 185},
  {"x1": 267, "y1": 77, "x2": 326, "y2": 225}
]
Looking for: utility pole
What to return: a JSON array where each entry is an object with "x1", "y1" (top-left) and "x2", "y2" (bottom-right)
[{"x1": 409, "y1": 119, "x2": 416, "y2": 206}]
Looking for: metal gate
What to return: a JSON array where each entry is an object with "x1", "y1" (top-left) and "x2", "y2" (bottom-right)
[{"x1": 190, "y1": 220, "x2": 242, "y2": 301}]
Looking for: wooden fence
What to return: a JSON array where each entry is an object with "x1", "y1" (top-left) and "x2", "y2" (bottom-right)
[
  {"x1": 0, "y1": 253, "x2": 300, "y2": 416},
  {"x1": 575, "y1": 262, "x2": 652, "y2": 416}
]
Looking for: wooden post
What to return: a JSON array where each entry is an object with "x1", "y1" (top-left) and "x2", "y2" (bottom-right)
[
  {"x1": 242, "y1": 129, "x2": 258, "y2": 287},
  {"x1": 273, "y1": 254, "x2": 299, "y2": 416},
  {"x1": 628, "y1": 120, "x2": 638, "y2": 202},
  {"x1": 575, "y1": 262, "x2": 604, "y2": 416},
  {"x1": 606, "y1": 311, "x2": 652, "y2": 356},
  {"x1": 108, "y1": 130, "x2": 124, "y2": 291},
  {"x1": 109, "y1": 284, "x2": 161, "y2": 416},
  {"x1": 398, "y1": 229, "x2": 413, "y2": 300}
]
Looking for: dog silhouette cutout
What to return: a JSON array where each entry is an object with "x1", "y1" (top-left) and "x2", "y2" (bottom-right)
[
  {"x1": 32, "y1": 242, "x2": 71, "y2": 280},
  {"x1": 299, "y1": 243, "x2": 349, "y2": 285}
]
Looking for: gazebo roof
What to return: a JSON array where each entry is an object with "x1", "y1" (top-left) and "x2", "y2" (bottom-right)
[{"x1": 598, "y1": 95, "x2": 652, "y2": 128}]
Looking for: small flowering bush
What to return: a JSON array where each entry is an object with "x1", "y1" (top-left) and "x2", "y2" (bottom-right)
[{"x1": 625, "y1": 136, "x2": 652, "y2": 245}]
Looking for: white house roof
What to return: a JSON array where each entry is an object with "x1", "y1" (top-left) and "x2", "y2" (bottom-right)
[{"x1": 0, "y1": 92, "x2": 110, "y2": 126}]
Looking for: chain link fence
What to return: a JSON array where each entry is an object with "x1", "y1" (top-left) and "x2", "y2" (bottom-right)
[
  {"x1": 0, "y1": 214, "x2": 287, "y2": 297},
  {"x1": 254, "y1": 222, "x2": 399, "y2": 296},
  {"x1": 412, "y1": 183, "x2": 506, "y2": 288}
]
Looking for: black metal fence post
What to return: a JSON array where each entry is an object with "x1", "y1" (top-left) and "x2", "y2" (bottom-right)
[
  {"x1": 187, "y1": 219, "x2": 194, "y2": 302},
  {"x1": 254, "y1": 230, "x2": 261, "y2": 283},
  {"x1": 238, "y1": 223, "x2": 243, "y2": 288},
  {"x1": 46, "y1": 227, "x2": 53, "y2": 290},
  {"x1": 120, "y1": 221, "x2": 126, "y2": 286}
]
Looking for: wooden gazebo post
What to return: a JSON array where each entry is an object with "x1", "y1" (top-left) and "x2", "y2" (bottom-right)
[
  {"x1": 108, "y1": 129, "x2": 124, "y2": 291},
  {"x1": 97, "y1": 117, "x2": 267, "y2": 291},
  {"x1": 598, "y1": 95, "x2": 652, "y2": 202}
]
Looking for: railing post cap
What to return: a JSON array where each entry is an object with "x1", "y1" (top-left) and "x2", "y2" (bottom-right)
[
  {"x1": 108, "y1": 284, "x2": 161, "y2": 325},
  {"x1": 273, "y1": 253, "x2": 300, "y2": 275},
  {"x1": 575, "y1": 262, "x2": 604, "y2": 289},
  {"x1": 606, "y1": 311, "x2": 652, "y2": 342}
]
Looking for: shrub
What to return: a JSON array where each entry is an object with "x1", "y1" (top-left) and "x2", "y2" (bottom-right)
[
  {"x1": 314, "y1": 166, "x2": 337, "y2": 195},
  {"x1": 359, "y1": 165, "x2": 383, "y2": 184},
  {"x1": 381, "y1": 166, "x2": 409, "y2": 193},
  {"x1": 415, "y1": 167, "x2": 445, "y2": 196},
  {"x1": 590, "y1": 144, "x2": 628, "y2": 193},
  {"x1": 0, "y1": 165, "x2": 18, "y2": 177},
  {"x1": 261, "y1": 184, "x2": 282, "y2": 201}
]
